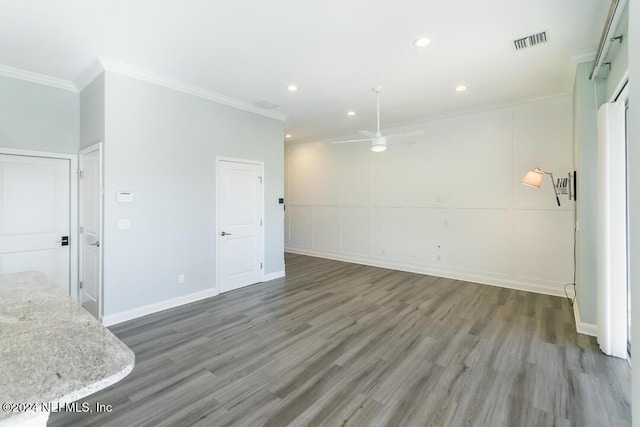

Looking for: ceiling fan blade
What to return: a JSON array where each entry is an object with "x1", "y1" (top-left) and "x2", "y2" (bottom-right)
[
  {"x1": 388, "y1": 139, "x2": 417, "y2": 146},
  {"x1": 331, "y1": 138, "x2": 371, "y2": 144},
  {"x1": 384, "y1": 130, "x2": 425, "y2": 139},
  {"x1": 359, "y1": 130, "x2": 376, "y2": 138}
]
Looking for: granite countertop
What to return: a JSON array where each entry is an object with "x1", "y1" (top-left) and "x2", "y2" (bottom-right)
[{"x1": 0, "y1": 271, "x2": 134, "y2": 424}]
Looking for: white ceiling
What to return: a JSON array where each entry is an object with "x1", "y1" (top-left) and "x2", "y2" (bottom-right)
[{"x1": 0, "y1": 0, "x2": 609, "y2": 142}]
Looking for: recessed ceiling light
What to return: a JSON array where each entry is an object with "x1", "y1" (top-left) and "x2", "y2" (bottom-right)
[
  {"x1": 287, "y1": 84, "x2": 298, "y2": 92},
  {"x1": 347, "y1": 111, "x2": 356, "y2": 116},
  {"x1": 413, "y1": 37, "x2": 431, "y2": 47},
  {"x1": 285, "y1": 134, "x2": 292, "y2": 138},
  {"x1": 456, "y1": 85, "x2": 467, "y2": 92}
]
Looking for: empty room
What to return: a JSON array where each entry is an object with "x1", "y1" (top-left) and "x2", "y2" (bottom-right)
[{"x1": 0, "y1": 0, "x2": 638, "y2": 426}]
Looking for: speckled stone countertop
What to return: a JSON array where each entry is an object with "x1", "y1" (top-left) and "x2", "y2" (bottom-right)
[{"x1": 0, "y1": 272, "x2": 134, "y2": 425}]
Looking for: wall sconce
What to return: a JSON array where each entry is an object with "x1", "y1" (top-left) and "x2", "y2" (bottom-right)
[{"x1": 522, "y1": 168, "x2": 576, "y2": 206}]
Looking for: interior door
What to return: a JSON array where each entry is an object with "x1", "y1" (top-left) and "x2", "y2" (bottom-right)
[
  {"x1": 79, "y1": 144, "x2": 103, "y2": 320},
  {"x1": 218, "y1": 159, "x2": 264, "y2": 293},
  {"x1": 0, "y1": 154, "x2": 70, "y2": 291}
]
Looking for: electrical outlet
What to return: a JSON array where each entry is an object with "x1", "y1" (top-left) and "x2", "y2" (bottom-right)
[
  {"x1": 436, "y1": 255, "x2": 441, "y2": 262},
  {"x1": 436, "y1": 243, "x2": 442, "y2": 251},
  {"x1": 178, "y1": 274, "x2": 185, "y2": 284}
]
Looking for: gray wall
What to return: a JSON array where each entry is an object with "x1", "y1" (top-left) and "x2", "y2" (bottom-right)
[
  {"x1": 80, "y1": 73, "x2": 105, "y2": 149},
  {"x1": 102, "y1": 72, "x2": 284, "y2": 316},
  {"x1": 0, "y1": 75, "x2": 78, "y2": 153},
  {"x1": 572, "y1": 61, "x2": 603, "y2": 324},
  {"x1": 628, "y1": 1, "x2": 638, "y2": 424}
]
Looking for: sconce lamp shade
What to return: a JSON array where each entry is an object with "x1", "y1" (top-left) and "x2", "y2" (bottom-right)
[{"x1": 522, "y1": 168, "x2": 544, "y2": 188}]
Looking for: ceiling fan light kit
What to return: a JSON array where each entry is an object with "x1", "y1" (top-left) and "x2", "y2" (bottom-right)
[{"x1": 370, "y1": 137, "x2": 387, "y2": 152}]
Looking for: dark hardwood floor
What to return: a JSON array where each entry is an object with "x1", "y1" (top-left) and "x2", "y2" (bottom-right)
[{"x1": 49, "y1": 253, "x2": 631, "y2": 426}]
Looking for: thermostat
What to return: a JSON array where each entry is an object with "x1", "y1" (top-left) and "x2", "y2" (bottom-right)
[{"x1": 117, "y1": 191, "x2": 134, "y2": 203}]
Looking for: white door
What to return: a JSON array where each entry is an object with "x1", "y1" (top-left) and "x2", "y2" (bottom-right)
[
  {"x1": 79, "y1": 144, "x2": 103, "y2": 320},
  {"x1": 0, "y1": 154, "x2": 70, "y2": 291},
  {"x1": 218, "y1": 159, "x2": 264, "y2": 293}
]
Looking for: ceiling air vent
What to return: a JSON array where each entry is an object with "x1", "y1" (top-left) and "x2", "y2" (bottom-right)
[
  {"x1": 254, "y1": 100, "x2": 280, "y2": 109},
  {"x1": 513, "y1": 31, "x2": 548, "y2": 51}
]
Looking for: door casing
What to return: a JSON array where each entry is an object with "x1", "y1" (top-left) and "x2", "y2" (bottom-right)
[{"x1": 79, "y1": 142, "x2": 104, "y2": 321}]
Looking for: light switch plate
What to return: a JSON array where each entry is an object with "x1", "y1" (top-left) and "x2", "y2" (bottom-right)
[{"x1": 118, "y1": 219, "x2": 131, "y2": 229}]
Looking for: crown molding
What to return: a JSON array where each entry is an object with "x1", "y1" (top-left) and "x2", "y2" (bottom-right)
[
  {"x1": 96, "y1": 57, "x2": 288, "y2": 122},
  {"x1": 73, "y1": 58, "x2": 106, "y2": 91},
  {"x1": 0, "y1": 63, "x2": 77, "y2": 92}
]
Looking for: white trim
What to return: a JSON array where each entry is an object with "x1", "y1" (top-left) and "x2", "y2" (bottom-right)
[
  {"x1": 0, "y1": 63, "x2": 77, "y2": 92},
  {"x1": 0, "y1": 148, "x2": 79, "y2": 302},
  {"x1": 574, "y1": 301, "x2": 598, "y2": 336},
  {"x1": 263, "y1": 270, "x2": 285, "y2": 281},
  {"x1": 79, "y1": 142, "x2": 104, "y2": 321},
  {"x1": 103, "y1": 287, "x2": 219, "y2": 326},
  {"x1": 1, "y1": 60, "x2": 288, "y2": 122},
  {"x1": 74, "y1": 59, "x2": 105, "y2": 92},
  {"x1": 97, "y1": 57, "x2": 288, "y2": 121},
  {"x1": 285, "y1": 247, "x2": 566, "y2": 297},
  {"x1": 291, "y1": 93, "x2": 570, "y2": 144}
]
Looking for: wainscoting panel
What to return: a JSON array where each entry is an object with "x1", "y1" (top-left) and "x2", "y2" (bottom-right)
[
  {"x1": 452, "y1": 123, "x2": 513, "y2": 207},
  {"x1": 372, "y1": 207, "x2": 406, "y2": 261},
  {"x1": 513, "y1": 208, "x2": 574, "y2": 284},
  {"x1": 313, "y1": 206, "x2": 339, "y2": 252},
  {"x1": 404, "y1": 208, "x2": 452, "y2": 266},
  {"x1": 372, "y1": 147, "x2": 406, "y2": 206},
  {"x1": 339, "y1": 206, "x2": 371, "y2": 257},
  {"x1": 452, "y1": 208, "x2": 513, "y2": 277},
  {"x1": 339, "y1": 146, "x2": 371, "y2": 206},
  {"x1": 404, "y1": 132, "x2": 452, "y2": 206},
  {"x1": 288, "y1": 205, "x2": 313, "y2": 248},
  {"x1": 312, "y1": 148, "x2": 340, "y2": 205}
]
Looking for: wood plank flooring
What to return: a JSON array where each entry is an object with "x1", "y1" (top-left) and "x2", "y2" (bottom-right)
[{"x1": 49, "y1": 253, "x2": 631, "y2": 426}]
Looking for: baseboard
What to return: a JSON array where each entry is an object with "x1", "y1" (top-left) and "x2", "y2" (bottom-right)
[
  {"x1": 103, "y1": 270, "x2": 287, "y2": 326},
  {"x1": 103, "y1": 287, "x2": 219, "y2": 327},
  {"x1": 285, "y1": 247, "x2": 566, "y2": 297},
  {"x1": 263, "y1": 270, "x2": 285, "y2": 281},
  {"x1": 573, "y1": 302, "x2": 598, "y2": 337}
]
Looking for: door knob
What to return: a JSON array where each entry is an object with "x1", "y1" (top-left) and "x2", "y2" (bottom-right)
[
  {"x1": 89, "y1": 241, "x2": 100, "y2": 247},
  {"x1": 221, "y1": 231, "x2": 232, "y2": 236}
]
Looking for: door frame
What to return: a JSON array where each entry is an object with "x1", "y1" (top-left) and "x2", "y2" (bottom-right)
[
  {"x1": 0, "y1": 147, "x2": 78, "y2": 300},
  {"x1": 216, "y1": 156, "x2": 265, "y2": 294},
  {"x1": 79, "y1": 142, "x2": 104, "y2": 321}
]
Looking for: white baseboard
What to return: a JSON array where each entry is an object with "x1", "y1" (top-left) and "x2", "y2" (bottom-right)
[
  {"x1": 263, "y1": 270, "x2": 285, "y2": 281},
  {"x1": 285, "y1": 247, "x2": 566, "y2": 297},
  {"x1": 103, "y1": 287, "x2": 219, "y2": 327},
  {"x1": 573, "y1": 302, "x2": 598, "y2": 337},
  {"x1": 103, "y1": 269, "x2": 288, "y2": 327}
]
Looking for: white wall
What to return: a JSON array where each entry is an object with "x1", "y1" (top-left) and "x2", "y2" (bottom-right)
[
  {"x1": 0, "y1": 75, "x2": 78, "y2": 153},
  {"x1": 285, "y1": 96, "x2": 574, "y2": 296},
  {"x1": 102, "y1": 71, "x2": 284, "y2": 317}
]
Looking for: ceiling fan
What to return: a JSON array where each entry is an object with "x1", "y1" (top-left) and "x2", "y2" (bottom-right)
[{"x1": 331, "y1": 86, "x2": 424, "y2": 152}]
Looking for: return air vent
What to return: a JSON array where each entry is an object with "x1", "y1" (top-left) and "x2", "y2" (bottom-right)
[
  {"x1": 513, "y1": 31, "x2": 548, "y2": 51},
  {"x1": 254, "y1": 100, "x2": 280, "y2": 109}
]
